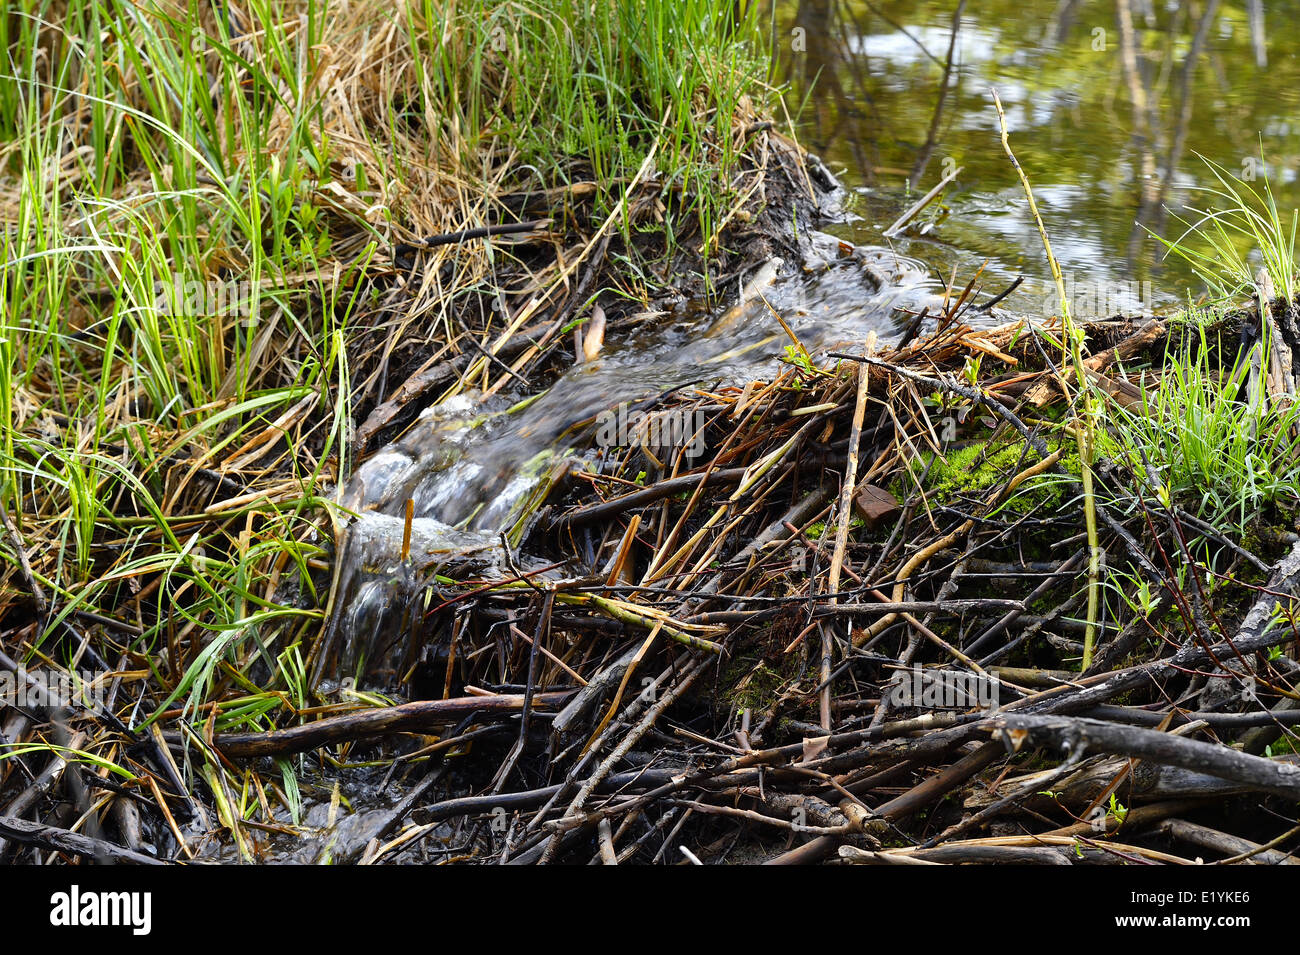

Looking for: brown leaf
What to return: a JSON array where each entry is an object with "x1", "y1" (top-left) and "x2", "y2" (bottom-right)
[{"x1": 853, "y1": 484, "x2": 901, "y2": 530}]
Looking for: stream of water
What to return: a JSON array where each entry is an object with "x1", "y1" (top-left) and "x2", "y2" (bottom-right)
[{"x1": 330, "y1": 232, "x2": 954, "y2": 677}]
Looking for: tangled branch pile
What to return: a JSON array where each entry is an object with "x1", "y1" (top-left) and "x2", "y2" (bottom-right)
[
  {"x1": 4, "y1": 0, "x2": 1300, "y2": 867},
  {"x1": 50, "y1": 300, "x2": 1294, "y2": 866}
]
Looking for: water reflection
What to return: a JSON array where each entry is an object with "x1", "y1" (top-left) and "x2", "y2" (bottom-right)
[{"x1": 773, "y1": 0, "x2": 1300, "y2": 314}]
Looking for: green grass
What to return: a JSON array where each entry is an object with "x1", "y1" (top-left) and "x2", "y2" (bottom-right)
[
  {"x1": 1101, "y1": 324, "x2": 1300, "y2": 534},
  {"x1": 1, "y1": 0, "x2": 346, "y2": 715},
  {"x1": 1157, "y1": 153, "x2": 1298, "y2": 303},
  {"x1": 1114, "y1": 159, "x2": 1300, "y2": 534},
  {"x1": 406, "y1": 0, "x2": 770, "y2": 257}
]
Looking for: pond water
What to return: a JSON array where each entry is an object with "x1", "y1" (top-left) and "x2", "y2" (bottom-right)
[{"x1": 773, "y1": 0, "x2": 1300, "y2": 317}]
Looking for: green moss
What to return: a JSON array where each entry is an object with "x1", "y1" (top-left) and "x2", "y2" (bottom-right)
[
  {"x1": 805, "y1": 516, "x2": 864, "y2": 540},
  {"x1": 724, "y1": 662, "x2": 784, "y2": 710},
  {"x1": 722, "y1": 651, "x2": 800, "y2": 711},
  {"x1": 904, "y1": 435, "x2": 1080, "y2": 514},
  {"x1": 1266, "y1": 734, "x2": 1300, "y2": 757}
]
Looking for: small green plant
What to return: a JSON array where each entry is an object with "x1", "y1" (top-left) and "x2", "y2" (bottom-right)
[
  {"x1": 1107, "y1": 564, "x2": 1160, "y2": 618},
  {"x1": 1106, "y1": 793, "x2": 1129, "y2": 827},
  {"x1": 784, "y1": 344, "x2": 817, "y2": 375},
  {"x1": 1102, "y1": 325, "x2": 1300, "y2": 533},
  {"x1": 1156, "y1": 153, "x2": 1297, "y2": 302}
]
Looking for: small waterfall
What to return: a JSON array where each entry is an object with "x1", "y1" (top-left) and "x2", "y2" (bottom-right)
[{"x1": 324, "y1": 239, "x2": 946, "y2": 685}]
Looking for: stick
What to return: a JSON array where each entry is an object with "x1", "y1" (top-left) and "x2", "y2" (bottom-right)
[
  {"x1": 823, "y1": 336, "x2": 876, "y2": 730},
  {"x1": 996, "y1": 714, "x2": 1300, "y2": 800},
  {"x1": 190, "y1": 692, "x2": 573, "y2": 759},
  {"x1": 0, "y1": 816, "x2": 164, "y2": 865}
]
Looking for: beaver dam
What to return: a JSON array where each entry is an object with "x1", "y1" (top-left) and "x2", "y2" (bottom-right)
[{"x1": 3, "y1": 0, "x2": 1300, "y2": 870}]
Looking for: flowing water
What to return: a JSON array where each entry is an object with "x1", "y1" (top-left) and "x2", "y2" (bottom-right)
[
  {"x1": 330, "y1": 0, "x2": 1300, "y2": 680},
  {"x1": 328, "y1": 233, "x2": 953, "y2": 678}
]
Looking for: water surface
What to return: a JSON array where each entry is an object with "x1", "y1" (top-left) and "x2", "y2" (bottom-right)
[{"x1": 774, "y1": 0, "x2": 1300, "y2": 314}]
